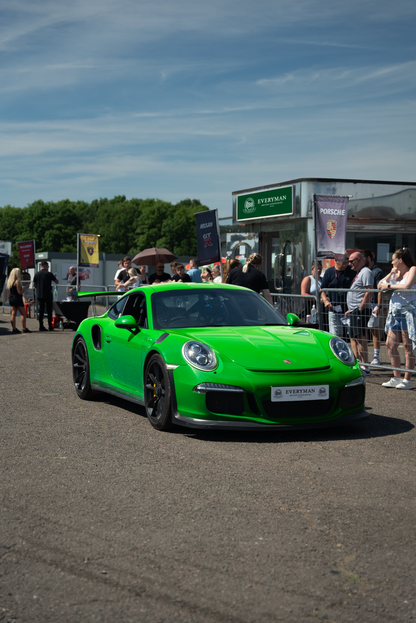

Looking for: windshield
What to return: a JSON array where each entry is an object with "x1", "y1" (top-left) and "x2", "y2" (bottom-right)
[{"x1": 152, "y1": 288, "x2": 287, "y2": 329}]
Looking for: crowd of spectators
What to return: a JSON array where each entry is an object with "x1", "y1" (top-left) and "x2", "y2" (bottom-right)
[{"x1": 5, "y1": 249, "x2": 416, "y2": 392}]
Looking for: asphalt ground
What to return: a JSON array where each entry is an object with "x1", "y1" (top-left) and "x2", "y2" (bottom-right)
[{"x1": 1, "y1": 314, "x2": 415, "y2": 623}]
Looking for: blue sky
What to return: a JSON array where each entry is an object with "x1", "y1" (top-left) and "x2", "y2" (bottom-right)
[{"x1": 1, "y1": 0, "x2": 416, "y2": 218}]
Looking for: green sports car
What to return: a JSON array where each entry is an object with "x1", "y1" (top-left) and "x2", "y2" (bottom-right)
[{"x1": 72, "y1": 283, "x2": 367, "y2": 431}]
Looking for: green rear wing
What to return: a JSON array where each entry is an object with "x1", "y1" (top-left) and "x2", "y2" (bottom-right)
[{"x1": 76, "y1": 290, "x2": 123, "y2": 299}]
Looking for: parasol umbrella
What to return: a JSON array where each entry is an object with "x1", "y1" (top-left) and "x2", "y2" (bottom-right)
[{"x1": 132, "y1": 247, "x2": 177, "y2": 266}]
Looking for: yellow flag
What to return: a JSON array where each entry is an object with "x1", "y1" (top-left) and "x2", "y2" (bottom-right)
[{"x1": 79, "y1": 234, "x2": 99, "y2": 267}]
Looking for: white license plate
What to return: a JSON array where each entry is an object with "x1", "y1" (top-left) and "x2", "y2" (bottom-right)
[{"x1": 271, "y1": 385, "x2": 329, "y2": 402}]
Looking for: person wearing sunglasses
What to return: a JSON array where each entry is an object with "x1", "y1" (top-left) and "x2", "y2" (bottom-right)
[{"x1": 345, "y1": 252, "x2": 374, "y2": 375}]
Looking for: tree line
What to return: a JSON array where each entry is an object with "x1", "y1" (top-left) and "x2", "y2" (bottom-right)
[{"x1": 0, "y1": 196, "x2": 209, "y2": 269}]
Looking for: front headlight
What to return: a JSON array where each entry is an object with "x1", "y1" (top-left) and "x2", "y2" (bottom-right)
[
  {"x1": 182, "y1": 341, "x2": 217, "y2": 371},
  {"x1": 329, "y1": 337, "x2": 356, "y2": 366}
]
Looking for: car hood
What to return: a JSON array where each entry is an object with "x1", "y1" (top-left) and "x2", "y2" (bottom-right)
[{"x1": 175, "y1": 326, "x2": 331, "y2": 371}]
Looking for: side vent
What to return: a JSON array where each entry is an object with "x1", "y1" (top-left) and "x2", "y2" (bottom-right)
[{"x1": 91, "y1": 325, "x2": 102, "y2": 351}]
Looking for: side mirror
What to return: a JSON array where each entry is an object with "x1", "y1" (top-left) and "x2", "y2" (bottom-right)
[
  {"x1": 115, "y1": 315, "x2": 138, "y2": 329},
  {"x1": 286, "y1": 313, "x2": 300, "y2": 326}
]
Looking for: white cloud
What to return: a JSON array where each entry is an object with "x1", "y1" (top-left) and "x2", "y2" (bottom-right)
[{"x1": 0, "y1": 0, "x2": 415, "y2": 217}]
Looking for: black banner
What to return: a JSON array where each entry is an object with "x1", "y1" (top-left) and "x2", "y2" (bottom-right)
[{"x1": 195, "y1": 210, "x2": 220, "y2": 265}]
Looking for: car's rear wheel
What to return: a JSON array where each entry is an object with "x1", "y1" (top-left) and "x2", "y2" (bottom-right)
[
  {"x1": 72, "y1": 337, "x2": 94, "y2": 400},
  {"x1": 144, "y1": 354, "x2": 173, "y2": 430}
]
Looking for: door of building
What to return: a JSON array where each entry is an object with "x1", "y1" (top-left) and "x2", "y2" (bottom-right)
[{"x1": 260, "y1": 232, "x2": 295, "y2": 294}]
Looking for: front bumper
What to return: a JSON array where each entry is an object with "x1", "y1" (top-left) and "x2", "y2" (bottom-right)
[
  {"x1": 169, "y1": 363, "x2": 366, "y2": 429},
  {"x1": 173, "y1": 410, "x2": 369, "y2": 430}
]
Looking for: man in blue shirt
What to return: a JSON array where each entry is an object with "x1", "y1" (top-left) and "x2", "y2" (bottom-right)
[{"x1": 187, "y1": 259, "x2": 202, "y2": 283}]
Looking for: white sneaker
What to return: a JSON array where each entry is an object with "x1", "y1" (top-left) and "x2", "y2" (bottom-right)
[
  {"x1": 370, "y1": 357, "x2": 380, "y2": 365},
  {"x1": 382, "y1": 377, "x2": 402, "y2": 388},
  {"x1": 396, "y1": 380, "x2": 412, "y2": 390}
]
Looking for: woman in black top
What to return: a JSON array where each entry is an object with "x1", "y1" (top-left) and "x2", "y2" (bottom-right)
[
  {"x1": 226, "y1": 253, "x2": 273, "y2": 304},
  {"x1": 7, "y1": 268, "x2": 31, "y2": 333}
]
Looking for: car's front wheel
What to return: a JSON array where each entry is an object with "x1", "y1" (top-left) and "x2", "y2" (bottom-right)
[
  {"x1": 72, "y1": 337, "x2": 94, "y2": 400},
  {"x1": 144, "y1": 354, "x2": 173, "y2": 431}
]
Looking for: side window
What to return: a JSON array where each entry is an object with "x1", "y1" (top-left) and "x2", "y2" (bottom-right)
[
  {"x1": 108, "y1": 295, "x2": 128, "y2": 320},
  {"x1": 124, "y1": 293, "x2": 148, "y2": 328}
]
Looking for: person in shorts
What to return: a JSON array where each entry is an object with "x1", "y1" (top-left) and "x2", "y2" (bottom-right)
[
  {"x1": 378, "y1": 247, "x2": 416, "y2": 390},
  {"x1": 346, "y1": 252, "x2": 374, "y2": 375},
  {"x1": 320, "y1": 254, "x2": 355, "y2": 337},
  {"x1": 363, "y1": 250, "x2": 385, "y2": 365}
]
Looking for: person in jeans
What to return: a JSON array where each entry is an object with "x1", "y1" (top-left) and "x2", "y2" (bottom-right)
[
  {"x1": 346, "y1": 252, "x2": 374, "y2": 375},
  {"x1": 320, "y1": 254, "x2": 355, "y2": 337}
]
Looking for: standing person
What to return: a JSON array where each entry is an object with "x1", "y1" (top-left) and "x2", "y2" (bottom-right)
[
  {"x1": 187, "y1": 259, "x2": 202, "y2": 283},
  {"x1": 345, "y1": 252, "x2": 374, "y2": 375},
  {"x1": 114, "y1": 259, "x2": 124, "y2": 284},
  {"x1": 320, "y1": 254, "x2": 356, "y2": 337},
  {"x1": 226, "y1": 253, "x2": 273, "y2": 304},
  {"x1": 115, "y1": 257, "x2": 132, "y2": 289},
  {"x1": 301, "y1": 262, "x2": 323, "y2": 296},
  {"x1": 123, "y1": 268, "x2": 141, "y2": 290},
  {"x1": 363, "y1": 250, "x2": 385, "y2": 365},
  {"x1": 201, "y1": 267, "x2": 214, "y2": 282},
  {"x1": 33, "y1": 261, "x2": 59, "y2": 332},
  {"x1": 378, "y1": 247, "x2": 416, "y2": 390},
  {"x1": 222, "y1": 259, "x2": 242, "y2": 283},
  {"x1": 138, "y1": 265, "x2": 149, "y2": 284},
  {"x1": 170, "y1": 262, "x2": 179, "y2": 278},
  {"x1": 212, "y1": 264, "x2": 222, "y2": 283},
  {"x1": 66, "y1": 266, "x2": 78, "y2": 300},
  {"x1": 7, "y1": 268, "x2": 31, "y2": 333},
  {"x1": 148, "y1": 262, "x2": 171, "y2": 285},
  {"x1": 172, "y1": 264, "x2": 191, "y2": 283},
  {"x1": 301, "y1": 261, "x2": 323, "y2": 323}
]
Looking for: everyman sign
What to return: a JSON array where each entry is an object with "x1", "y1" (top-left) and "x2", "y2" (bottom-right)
[{"x1": 237, "y1": 186, "x2": 293, "y2": 221}]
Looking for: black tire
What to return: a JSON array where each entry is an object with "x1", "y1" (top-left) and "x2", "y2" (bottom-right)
[
  {"x1": 144, "y1": 354, "x2": 173, "y2": 431},
  {"x1": 72, "y1": 337, "x2": 94, "y2": 400}
]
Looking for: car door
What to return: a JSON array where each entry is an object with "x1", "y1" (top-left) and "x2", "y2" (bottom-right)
[{"x1": 104, "y1": 292, "x2": 152, "y2": 398}]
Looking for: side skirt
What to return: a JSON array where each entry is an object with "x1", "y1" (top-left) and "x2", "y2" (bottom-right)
[{"x1": 91, "y1": 384, "x2": 145, "y2": 406}]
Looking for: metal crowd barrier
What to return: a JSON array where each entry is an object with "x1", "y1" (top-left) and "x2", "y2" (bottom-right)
[
  {"x1": 272, "y1": 288, "x2": 415, "y2": 376},
  {"x1": 3, "y1": 280, "x2": 414, "y2": 377},
  {"x1": 1, "y1": 282, "x2": 128, "y2": 318}
]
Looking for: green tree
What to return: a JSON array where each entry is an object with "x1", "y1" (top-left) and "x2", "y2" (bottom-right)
[{"x1": 0, "y1": 195, "x2": 210, "y2": 270}]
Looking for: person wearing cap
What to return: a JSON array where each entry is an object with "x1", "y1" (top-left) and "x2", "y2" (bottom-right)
[{"x1": 320, "y1": 254, "x2": 356, "y2": 337}]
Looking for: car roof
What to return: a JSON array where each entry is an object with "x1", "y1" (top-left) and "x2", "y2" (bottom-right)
[{"x1": 130, "y1": 283, "x2": 248, "y2": 294}]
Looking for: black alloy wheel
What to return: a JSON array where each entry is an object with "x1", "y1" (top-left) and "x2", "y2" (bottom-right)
[
  {"x1": 144, "y1": 354, "x2": 173, "y2": 430},
  {"x1": 72, "y1": 337, "x2": 94, "y2": 400}
]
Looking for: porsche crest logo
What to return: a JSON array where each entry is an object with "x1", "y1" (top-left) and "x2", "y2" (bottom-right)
[
  {"x1": 327, "y1": 220, "x2": 337, "y2": 239},
  {"x1": 87, "y1": 247, "x2": 94, "y2": 256}
]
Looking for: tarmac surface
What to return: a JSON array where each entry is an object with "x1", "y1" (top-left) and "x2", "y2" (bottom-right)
[{"x1": 1, "y1": 314, "x2": 415, "y2": 623}]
